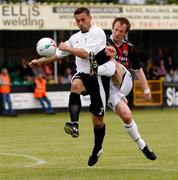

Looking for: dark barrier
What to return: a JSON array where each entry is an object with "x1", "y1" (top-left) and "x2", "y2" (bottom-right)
[
  {"x1": 164, "y1": 82, "x2": 178, "y2": 107},
  {"x1": 11, "y1": 84, "x2": 71, "y2": 93}
]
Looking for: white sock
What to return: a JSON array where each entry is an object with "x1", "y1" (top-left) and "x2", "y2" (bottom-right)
[
  {"x1": 97, "y1": 61, "x2": 116, "y2": 77},
  {"x1": 124, "y1": 120, "x2": 146, "y2": 150}
]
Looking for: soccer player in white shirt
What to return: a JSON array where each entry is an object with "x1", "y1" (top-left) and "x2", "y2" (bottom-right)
[{"x1": 29, "y1": 7, "x2": 116, "y2": 166}]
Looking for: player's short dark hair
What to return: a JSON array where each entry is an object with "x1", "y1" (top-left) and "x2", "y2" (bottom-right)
[
  {"x1": 74, "y1": 7, "x2": 90, "y2": 16},
  {"x1": 112, "y1": 17, "x2": 131, "y2": 33}
]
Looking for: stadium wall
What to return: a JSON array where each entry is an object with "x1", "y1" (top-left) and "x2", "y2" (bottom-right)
[
  {"x1": 0, "y1": 82, "x2": 176, "y2": 114},
  {"x1": 10, "y1": 84, "x2": 90, "y2": 111},
  {"x1": 1, "y1": 4, "x2": 178, "y2": 30}
]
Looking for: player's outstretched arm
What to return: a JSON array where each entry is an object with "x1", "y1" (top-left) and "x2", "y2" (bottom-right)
[
  {"x1": 135, "y1": 68, "x2": 151, "y2": 101},
  {"x1": 105, "y1": 46, "x2": 116, "y2": 59},
  {"x1": 58, "y1": 42, "x2": 88, "y2": 59},
  {"x1": 29, "y1": 55, "x2": 59, "y2": 68}
]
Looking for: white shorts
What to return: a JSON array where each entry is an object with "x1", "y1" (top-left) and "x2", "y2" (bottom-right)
[{"x1": 108, "y1": 71, "x2": 133, "y2": 111}]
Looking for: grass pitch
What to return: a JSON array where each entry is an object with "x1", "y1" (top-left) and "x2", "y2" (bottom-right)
[{"x1": 0, "y1": 108, "x2": 178, "y2": 180}]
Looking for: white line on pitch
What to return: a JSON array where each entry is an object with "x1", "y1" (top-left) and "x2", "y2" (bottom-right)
[{"x1": 0, "y1": 152, "x2": 46, "y2": 168}]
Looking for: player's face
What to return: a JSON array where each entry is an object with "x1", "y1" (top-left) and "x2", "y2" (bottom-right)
[
  {"x1": 74, "y1": 12, "x2": 92, "y2": 33},
  {"x1": 112, "y1": 21, "x2": 127, "y2": 43}
]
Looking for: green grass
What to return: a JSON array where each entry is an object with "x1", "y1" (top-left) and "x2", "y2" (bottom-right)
[{"x1": 0, "y1": 108, "x2": 178, "y2": 180}]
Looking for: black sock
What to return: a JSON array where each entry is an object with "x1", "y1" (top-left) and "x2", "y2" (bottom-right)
[
  {"x1": 69, "y1": 92, "x2": 81, "y2": 125},
  {"x1": 92, "y1": 124, "x2": 106, "y2": 155}
]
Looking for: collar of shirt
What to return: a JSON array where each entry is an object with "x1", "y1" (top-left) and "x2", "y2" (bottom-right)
[
  {"x1": 80, "y1": 25, "x2": 96, "y2": 34},
  {"x1": 110, "y1": 35, "x2": 123, "y2": 47}
]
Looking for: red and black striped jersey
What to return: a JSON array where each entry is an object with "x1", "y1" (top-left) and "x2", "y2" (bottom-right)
[{"x1": 107, "y1": 38, "x2": 141, "y2": 71}]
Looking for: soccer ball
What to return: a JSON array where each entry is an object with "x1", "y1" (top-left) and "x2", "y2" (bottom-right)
[{"x1": 36, "y1": 37, "x2": 57, "y2": 57}]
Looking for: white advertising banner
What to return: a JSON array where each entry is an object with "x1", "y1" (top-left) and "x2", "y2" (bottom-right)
[
  {"x1": 11, "y1": 91, "x2": 90, "y2": 110},
  {"x1": 0, "y1": 4, "x2": 178, "y2": 30}
]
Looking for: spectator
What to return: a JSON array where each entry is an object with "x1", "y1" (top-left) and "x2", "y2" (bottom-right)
[
  {"x1": 58, "y1": 75, "x2": 64, "y2": 85},
  {"x1": 47, "y1": 74, "x2": 55, "y2": 84},
  {"x1": 146, "y1": 59, "x2": 153, "y2": 79},
  {"x1": 165, "y1": 68, "x2": 175, "y2": 82},
  {"x1": 34, "y1": 73, "x2": 54, "y2": 115},
  {"x1": 17, "y1": 58, "x2": 34, "y2": 84},
  {"x1": 174, "y1": 67, "x2": 178, "y2": 82},
  {"x1": 156, "y1": 58, "x2": 166, "y2": 79},
  {"x1": 0, "y1": 68, "x2": 17, "y2": 116},
  {"x1": 32, "y1": 66, "x2": 45, "y2": 77},
  {"x1": 148, "y1": 64, "x2": 159, "y2": 80},
  {"x1": 165, "y1": 55, "x2": 175, "y2": 71},
  {"x1": 41, "y1": 64, "x2": 53, "y2": 81},
  {"x1": 63, "y1": 67, "x2": 72, "y2": 84}
]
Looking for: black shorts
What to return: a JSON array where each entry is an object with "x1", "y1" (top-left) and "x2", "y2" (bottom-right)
[{"x1": 73, "y1": 72, "x2": 110, "y2": 117}]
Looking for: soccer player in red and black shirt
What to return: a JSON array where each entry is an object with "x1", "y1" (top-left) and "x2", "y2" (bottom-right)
[{"x1": 90, "y1": 17, "x2": 157, "y2": 160}]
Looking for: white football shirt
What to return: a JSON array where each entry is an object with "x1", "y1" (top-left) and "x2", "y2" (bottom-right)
[{"x1": 56, "y1": 25, "x2": 106, "y2": 74}]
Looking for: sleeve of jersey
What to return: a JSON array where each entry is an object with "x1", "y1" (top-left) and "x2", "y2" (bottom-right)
[
  {"x1": 95, "y1": 49, "x2": 110, "y2": 65},
  {"x1": 83, "y1": 28, "x2": 106, "y2": 54},
  {"x1": 55, "y1": 41, "x2": 72, "y2": 58},
  {"x1": 130, "y1": 48, "x2": 142, "y2": 71}
]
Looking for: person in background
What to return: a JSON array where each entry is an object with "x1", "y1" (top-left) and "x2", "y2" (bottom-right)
[
  {"x1": 165, "y1": 55, "x2": 175, "y2": 71},
  {"x1": 47, "y1": 74, "x2": 55, "y2": 84},
  {"x1": 165, "y1": 68, "x2": 175, "y2": 82},
  {"x1": 18, "y1": 58, "x2": 34, "y2": 84},
  {"x1": 148, "y1": 63, "x2": 160, "y2": 80},
  {"x1": 41, "y1": 64, "x2": 54, "y2": 81},
  {"x1": 156, "y1": 58, "x2": 166, "y2": 79},
  {"x1": 34, "y1": 73, "x2": 54, "y2": 115},
  {"x1": 174, "y1": 67, "x2": 178, "y2": 82},
  {"x1": 58, "y1": 74, "x2": 64, "y2": 85},
  {"x1": 63, "y1": 67, "x2": 73, "y2": 84},
  {"x1": 0, "y1": 68, "x2": 17, "y2": 116}
]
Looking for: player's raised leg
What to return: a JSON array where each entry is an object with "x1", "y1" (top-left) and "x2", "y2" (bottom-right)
[
  {"x1": 116, "y1": 100, "x2": 157, "y2": 160},
  {"x1": 64, "y1": 77, "x2": 84, "y2": 138}
]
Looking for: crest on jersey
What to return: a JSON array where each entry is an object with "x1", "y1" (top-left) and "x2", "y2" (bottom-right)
[{"x1": 123, "y1": 50, "x2": 128, "y2": 56}]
